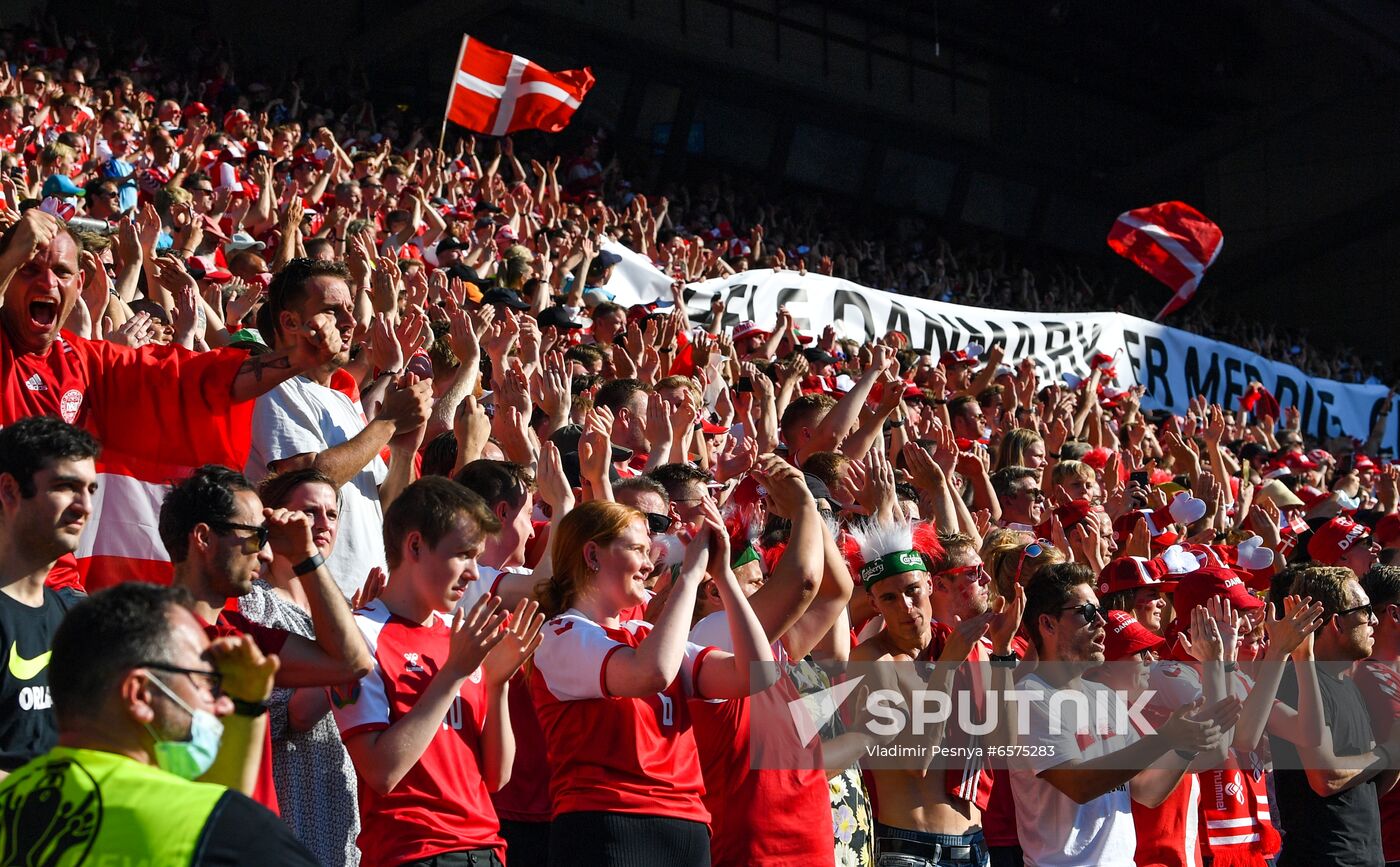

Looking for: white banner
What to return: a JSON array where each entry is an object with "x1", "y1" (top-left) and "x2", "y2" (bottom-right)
[
  {"x1": 601, "y1": 240, "x2": 673, "y2": 304},
  {"x1": 679, "y1": 269, "x2": 1399, "y2": 451}
]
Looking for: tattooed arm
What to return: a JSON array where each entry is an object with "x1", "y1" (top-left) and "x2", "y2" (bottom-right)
[{"x1": 229, "y1": 316, "x2": 342, "y2": 404}]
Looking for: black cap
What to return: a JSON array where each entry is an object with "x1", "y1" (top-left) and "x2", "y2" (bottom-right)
[
  {"x1": 802, "y1": 472, "x2": 834, "y2": 503},
  {"x1": 474, "y1": 201, "x2": 503, "y2": 214},
  {"x1": 436, "y1": 237, "x2": 467, "y2": 256},
  {"x1": 538, "y1": 306, "x2": 584, "y2": 331},
  {"x1": 595, "y1": 250, "x2": 623, "y2": 269},
  {"x1": 550, "y1": 424, "x2": 632, "y2": 488},
  {"x1": 550, "y1": 424, "x2": 633, "y2": 463},
  {"x1": 481, "y1": 287, "x2": 531, "y2": 311},
  {"x1": 802, "y1": 346, "x2": 840, "y2": 366}
]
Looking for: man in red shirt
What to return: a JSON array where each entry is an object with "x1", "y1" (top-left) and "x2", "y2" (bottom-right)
[
  {"x1": 0, "y1": 208, "x2": 343, "y2": 589},
  {"x1": 157, "y1": 465, "x2": 375, "y2": 813},
  {"x1": 332, "y1": 477, "x2": 544, "y2": 867},
  {"x1": 0, "y1": 208, "x2": 341, "y2": 429}
]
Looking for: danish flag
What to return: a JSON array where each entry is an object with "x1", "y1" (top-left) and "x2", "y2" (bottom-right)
[
  {"x1": 444, "y1": 36, "x2": 594, "y2": 137},
  {"x1": 1106, "y1": 201, "x2": 1223, "y2": 321}
]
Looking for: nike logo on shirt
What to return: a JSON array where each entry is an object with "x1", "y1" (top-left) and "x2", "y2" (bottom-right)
[{"x1": 8, "y1": 642, "x2": 51, "y2": 681}]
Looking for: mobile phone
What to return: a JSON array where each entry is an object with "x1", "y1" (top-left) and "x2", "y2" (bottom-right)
[
  {"x1": 1130, "y1": 471, "x2": 1150, "y2": 487},
  {"x1": 736, "y1": 377, "x2": 753, "y2": 393}
]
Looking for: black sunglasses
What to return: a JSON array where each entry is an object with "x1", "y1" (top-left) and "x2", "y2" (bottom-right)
[
  {"x1": 1061, "y1": 602, "x2": 1103, "y2": 624},
  {"x1": 644, "y1": 512, "x2": 674, "y2": 535},
  {"x1": 1335, "y1": 602, "x2": 1375, "y2": 620},
  {"x1": 209, "y1": 521, "x2": 270, "y2": 553},
  {"x1": 141, "y1": 661, "x2": 223, "y2": 698}
]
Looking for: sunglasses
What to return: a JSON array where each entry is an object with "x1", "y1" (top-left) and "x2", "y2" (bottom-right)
[
  {"x1": 1014, "y1": 539, "x2": 1051, "y2": 585},
  {"x1": 1335, "y1": 602, "x2": 1375, "y2": 620},
  {"x1": 645, "y1": 512, "x2": 674, "y2": 535},
  {"x1": 939, "y1": 563, "x2": 990, "y2": 583},
  {"x1": 1061, "y1": 602, "x2": 1103, "y2": 624},
  {"x1": 209, "y1": 520, "x2": 270, "y2": 554}
]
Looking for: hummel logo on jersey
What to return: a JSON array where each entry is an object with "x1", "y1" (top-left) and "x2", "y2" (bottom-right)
[
  {"x1": 23, "y1": 374, "x2": 46, "y2": 392},
  {"x1": 404, "y1": 652, "x2": 424, "y2": 672}
]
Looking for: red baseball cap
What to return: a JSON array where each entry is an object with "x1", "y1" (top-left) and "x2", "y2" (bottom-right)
[
  {"x1": 940, "y1": 348, "x2": 978, "y2": 367},
  {"x1": 1375, "y1": 512, "x2": 1400, "y2": 548},
  {"x1": 1172, "y1": 566, "x2": 1265, "y2": 627},
  {"x1": 1097, "y1": 553, "x2": 1188, "y2": 596},
  {"x1": 1103, "y1": 610, "x2": 1166, "y2": 661},
  {"x1": 1307, "y1": 515, "x2": 1371, "y2": 565}
]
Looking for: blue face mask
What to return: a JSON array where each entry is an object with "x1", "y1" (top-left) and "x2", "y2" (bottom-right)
[{"x1": 144, "y1": 672, "x2": 224, "y2": 780}]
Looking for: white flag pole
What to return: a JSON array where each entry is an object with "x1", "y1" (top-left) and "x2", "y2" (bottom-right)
[{"x1": 440, "y1": 34, "x2": 469, "y2": 151}]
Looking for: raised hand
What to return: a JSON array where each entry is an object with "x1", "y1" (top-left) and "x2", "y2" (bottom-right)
[
  {"x1": 535, "y1": 442, "x2": 574, "y2": 512},
  {"x1": 207, "y1": 634, "x2": 279, "y2": 703},
  {"x1": 987, "y1": 582, "x2": 1025, "y2": 655},
  {"x1": 106, "y1": 311, "x2": 155, "y2": 349},
  {"x1": 263, "y1": 507, "x2": 317, "y2": 561},
  {"x1": 444, "y1": 595, "x2": 509, "y2": 680},
  {"x1": 378, "y1": 375, "x2": 434, "y2": 435},
  {"x1": 1186, "y1": 605, "x2": 1225, "y2": 663},
  {"x1": 939, "y1": 610, "x2": 996, "y2": 665},
  {"x1": 349, "y1": 567, "x2": 389, "y2": 610},
  {"x1": 482, "y1": 598, "x2": 546, "y2": 687},
  {"x1": 1272, "y1": 595, "x2": 1325, "y2": 660},
  {"x1": 750, "y1": 453, "x2": 815, "y2": 518}
]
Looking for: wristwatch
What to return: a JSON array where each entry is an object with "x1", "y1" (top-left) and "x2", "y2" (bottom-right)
[
  {"x1": 231, "y1": 698, "x2": 270, "y2": 718},
  {"x1": 292, "y1": 552, "x2": 326, "y2": 576},
  {"x1": 989, "y1": 651, "x2": 1019, "y2": 668}
]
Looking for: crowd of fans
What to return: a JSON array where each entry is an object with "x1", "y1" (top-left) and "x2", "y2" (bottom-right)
[{"x1": 1, "y1": 20, "x2": 1399, "y2": 867}]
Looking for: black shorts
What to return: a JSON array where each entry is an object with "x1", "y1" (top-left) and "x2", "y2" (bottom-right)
[{"x1": 548, "y1": 811, "x2": 709, "y2": 867}]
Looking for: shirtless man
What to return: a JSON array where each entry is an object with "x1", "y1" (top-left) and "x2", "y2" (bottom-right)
[{"x1": 851, "y1": 528, "x2": 1022, "y2": 867}]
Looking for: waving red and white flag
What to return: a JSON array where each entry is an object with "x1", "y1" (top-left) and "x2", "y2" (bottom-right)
[
  {"x1": 1107, "y1": 201, "x2": 1223, "y2": 321},
  {"x1": 445, "y1": 36, "x2": 594, "y2": 136}
]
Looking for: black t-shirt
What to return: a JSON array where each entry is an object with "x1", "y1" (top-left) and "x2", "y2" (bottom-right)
[
  {"x1": 1270, "y1": 664, "x2": 1384, "y2": 867},
  {"x1": 0, "y1": 585, "x2": 81, "y2": 771},
  {"x1": 193, "y1": 790, "x2": 319, "y2": 866}
]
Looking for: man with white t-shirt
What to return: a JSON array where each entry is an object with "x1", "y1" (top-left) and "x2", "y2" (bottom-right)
[
  {"x1": 246, "y1": 259, "x2": 431, "y2": 599},
  {"x1": 1010, "y1": 563, "x2": 1239, "y2": 867}
]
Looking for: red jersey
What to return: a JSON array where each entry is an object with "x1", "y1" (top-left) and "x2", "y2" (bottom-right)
[
  {"x1": 331, "y1": 600, "x2": 505, "y2": 865},
  {"x1": 490, "y1": 667, "x2": 552, "y2": 823},
  {"x1": 1354, "y1": 659, "x2": 1400, "y2": 862},
  {"x1": 530, "y1": 611, "x2": 715, "y2": 822},
  {"x1": 688, "y1": 614, "x2": 832, "y2": 867},
  {"x1": 0, "y1": 330, "x2": 252, "y2": 591},
  {"x1": 198, "y1": 608, "x2": 290, "y2": 815}
]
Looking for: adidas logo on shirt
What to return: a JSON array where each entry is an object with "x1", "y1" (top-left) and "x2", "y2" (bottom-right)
[{"x1": 23, "y1": 374, "x2": 46, "y2": 391}]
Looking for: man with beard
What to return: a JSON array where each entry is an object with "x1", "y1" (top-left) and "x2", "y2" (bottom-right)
[
  {"x1": 0, "y1": 209, "x2": 342, "y2": 591},
  {"x1": 1269, "y1": 566, "x2": 1400, "y2": 867},
  {"x1": 159, "y1": 465, "x2": 373, "y2": 812},
  {"x1": 247, "y1": 258, "x2": 432, "y2": 599},
  {"x1": 0, "y1": 418, "x2": 97, "y2": 777},
  {"x1": 1011, "y1": 563, "x2": 1237, "y2": 867}
]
